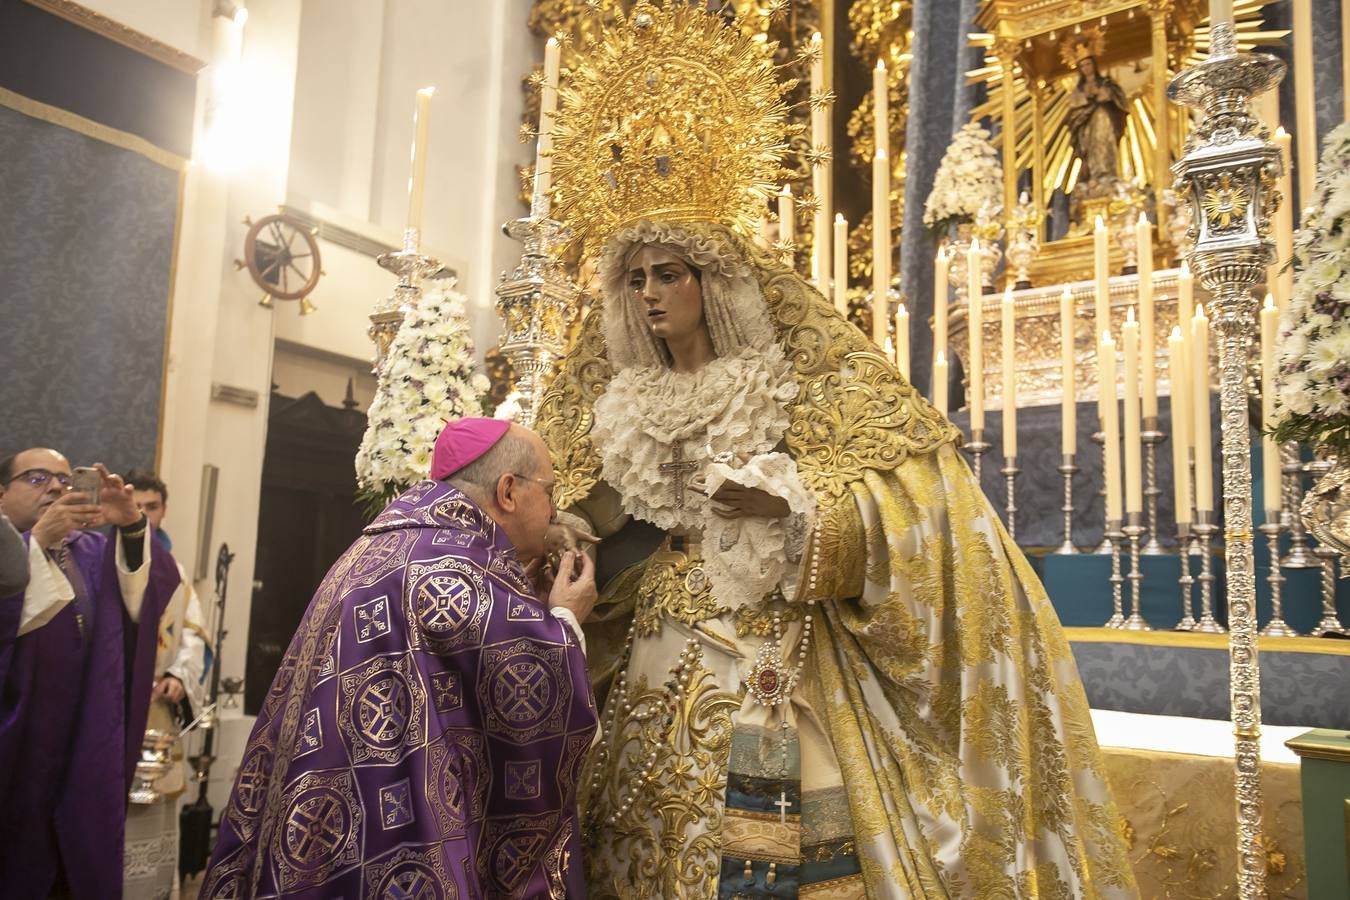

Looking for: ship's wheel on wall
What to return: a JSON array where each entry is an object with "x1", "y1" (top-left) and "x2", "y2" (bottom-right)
[{"x1": 235, "y1": 212, "x2": 323, "y2": 314}]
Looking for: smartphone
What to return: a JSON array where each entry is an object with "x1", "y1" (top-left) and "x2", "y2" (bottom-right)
[{"x1": 71, "y1": 467, "x2": 101, "y2": 505}]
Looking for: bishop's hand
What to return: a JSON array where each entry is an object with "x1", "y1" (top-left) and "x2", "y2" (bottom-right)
[
  {"x1": 93, "y1": 463, "x2": 142, "y2": 527},
  {"x1": 544, "y1": 521, "x2": 600, "y2": 557},
  {"x1": 547, "y1": 551, "x2": 597, "y2": 622}
]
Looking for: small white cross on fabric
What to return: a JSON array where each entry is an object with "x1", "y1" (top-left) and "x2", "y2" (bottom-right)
[{"x1": 775, "y1": 791, "x2": 791, "y2": 824}]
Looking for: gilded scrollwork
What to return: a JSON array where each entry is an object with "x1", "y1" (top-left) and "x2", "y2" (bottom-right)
[{"x1": 581, "y1": 653, "x2": 740, "y2": 899}]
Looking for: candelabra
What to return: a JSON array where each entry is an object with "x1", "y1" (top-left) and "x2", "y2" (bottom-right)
[
  {"x1": 1091, "y1": 431, "x2": 1111, "y2": 554},
  {"x1": 370, "y1": 227, "x2": 446, "y2": 373},
  {"x1": 1191, "y1": 513, "x2": 1224, "y2": 633},
  {"x1": 1002, "y1": 456, "x2": 1019, "y2": 541},
  {"x1": 1055, "y1": 454, "x2": 1079, "y2": 554},
  {"x1": 1141, "y1": 418, "x2": 1167, "y2": 554},
  {"x1": 1280, "y1": 442, "x2": 1317, "y2": 567},
  {"x1": 1176, "y1": 521, "x2": 1198, "y2": 630},
  {"x1": 1104, "y1": 520, "x2": 1126, "y2": 628},
  {"x1": 1169, "y1": 23, "x2": 1284, "y2": 896},
  {"x1": 965, "y1": 428, "x2": 991, "y2": 486},
  {"x1": 1257, "y1": 520, "x2": 1298, "y2": 636},
  {"x1": 494, "y1": 212, "x2": 579, "y2": 427},
  {"x1": 1122, "y1": 512, "x2": 1151, "y2": 630}
]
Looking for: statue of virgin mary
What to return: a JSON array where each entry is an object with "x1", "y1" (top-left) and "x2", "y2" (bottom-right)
[{"x1": 536, "y1": 5, "x2": 1138, "y2": 897}]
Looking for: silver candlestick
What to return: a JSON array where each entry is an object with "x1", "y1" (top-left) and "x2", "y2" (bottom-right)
[
  {"x1": 1002, "y1": 456, "x2": 1019, "y2": 541},
  {"x1": 1122, "y1": 512, "x2": 1152, "y2": 630},
  {"x1": 1309, "y1": 544, "x2": 1348, "y2": 637},
  {"x1": 1091, "y1": 430, "x2": 1111, "y2": 554},
  {"x1": 1192, "y1": 512, "x2": 1225, "y2": 634},
  {"x1": 966, "y1": 428, "x2": 991, "y2": 486},
  {"x1": 371, "y1": 227, "x2": 447, "y2": 373},
  {"x1": 1056, "y1": 454, "x2": 1079, "y2": 554},
  {"x1": 1280, "y1": 442, "x2": 1317, "y2": 568},
  {"x1": 1104, "y1": 519, "x2": 1126, "y2": 628},
  {"x1": 1258, "y1": 520, "x2": 1298, "y2": 637},
  {"x1": 1141, "y1": 418, "x2": 1167, "y2": 554},
  {"x1": 1170, "y1": 22, "x2": 1283, "y2": 894},
  {"x1": 1176, "y1": 521, "x2": 1198, "y2": 630},
  {"x1": 495, "y1": 214, "x2": 580, "y2": 427}
]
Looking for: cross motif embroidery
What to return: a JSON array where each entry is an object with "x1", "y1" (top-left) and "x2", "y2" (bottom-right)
[
  {"x1": 658, "y1": 441, "x2": 700, "y2": 508},
  {"x1": 775, "y1": 791, "x2": 792, "y2": 824}
]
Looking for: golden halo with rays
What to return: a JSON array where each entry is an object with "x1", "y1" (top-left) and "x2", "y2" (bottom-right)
[{"x1": 547, "y1": 1, "x2": 793, "y2": 253}]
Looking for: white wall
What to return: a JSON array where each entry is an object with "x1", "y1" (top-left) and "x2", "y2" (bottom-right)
[{"x1": 78, "y1": 0, "x2": 210, "y2": 57}]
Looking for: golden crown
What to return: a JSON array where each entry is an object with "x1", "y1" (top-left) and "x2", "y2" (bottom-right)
[
  {"x1": 1058, "y1": 26, "x2": 1107, "y2": 69},
  {"x1": 548, "y1": 2, "x2": 792, "y2": 250}
]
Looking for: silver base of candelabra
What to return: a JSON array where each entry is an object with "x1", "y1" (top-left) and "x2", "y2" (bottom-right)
[
  {"x1": 1002, "y1": 456, "x2": 1019, "y2": 542},
  {"x1": 1104, "y1": 519, "x2": 1126, "y2": 628},
  {"x1": 1091, "y1": 430, "x2": 1112, "y2": 554},
  {"x1": 1176, "y1": 521, "x2": 1198, "y2": 631},
  {"x1": 1191, "y1": 512, "x2": 1226, "y2": 634},
  {"x1": 1055, "y1": 454, "x2": 1079, "y2": 554},
  {"x1": 1122, "y1": 513, "x2": 1152, "y2": 630},
  {"x1": 1257, "y1": 519, "x2": 1299, "y2": 637},
  {"x1": 1310, "y1": 545, "x2": 1349, "y2": 637},
  {"x1": 1141, "y1": 420, "x2": 1167, "y2": 554},
  {"x1": 965, "y1": 429, "x2": 991, "y2": 485}
]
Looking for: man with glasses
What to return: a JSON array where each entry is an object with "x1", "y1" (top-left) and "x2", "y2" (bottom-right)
[
  {"x1": 204, "y1": 418, "x2": 599, "y2": 899},
  {"x1": 0, "y1": 448, "x2": 180, "y2": 899}
]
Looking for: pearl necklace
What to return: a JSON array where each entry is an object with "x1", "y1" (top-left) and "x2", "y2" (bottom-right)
[{"x1": 586, "y1": 538, "x2": 823, "y2": 830}]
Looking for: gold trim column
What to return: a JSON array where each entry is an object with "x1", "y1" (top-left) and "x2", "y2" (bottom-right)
[
  {"x1": 1149, "y1": 0, "x2": 1171, "y2": 238},
  {"x1": 996, "y1": 38, "x2": 1019, "y2": 223},
  {"x1": 1031, "y1": 82, "x2": 1046, "y2": 242}
]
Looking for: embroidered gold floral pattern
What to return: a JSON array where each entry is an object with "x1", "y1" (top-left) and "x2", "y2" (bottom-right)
[{"x1": 581, "y1": 656, "x2": 739, "y2": 899}]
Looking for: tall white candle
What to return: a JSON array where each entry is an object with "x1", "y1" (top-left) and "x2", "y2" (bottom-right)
[
  {"x1": 1209, "y1": 0, "x2": 1233, "y2": 23},
  {"x1": 777, "y1": 185, "x2": 795, "y2": 251},
  {"x1": 895, "y1": 303, "x2": 910, "y2": 379},
  {"x1": 1274, "y1": 128, "x2": 1294, "y2": 312},
  {"x1": 809, "y1": 32, "x2": 830, "y2": 288},
  {"x1": 1061, "y1": 287, "x2": 1077, "y2": 455},
  {"x1": 872, "y1": 149, "x2": 890, "y2": 339},
  {"x1": 873, "y1": 59, "x2": 888, "y2": 155},
  {"x1": 1002, "y1": 287, "x2": 1017, "y2": 458},
  {"x1": 1123, "y1": 308, "x2": 1143, "y2": 514},
  {"x1": 969, "y1": 273, "x2": 985, "y2": 432},
  {"x1": 533, "y1": 38, "x2": 560, "y2": 211},
  {"x1": 1100, "y1": 330, "x2": 1123, "y2": 522},
  {"x1": 934, "y1": 351, "x2": 949, "y2": 418},
  {"x1": 1136, "y1": 214, "x2": 1157, "y2": 419},
  {"x1": 1169, "y1": 327, "x2": 1192, "y2": 524},
  {"x1": 1260, "y1": 294, "x2": 1282, "y2": 514},
  {"x1": 407, "y1": 87, "x2": 435, "y2": 233},
  {"x1": 1192, "y1": 303, "x2": 1214, "y2": 511},
  {"x1": 934, "y1": 246, "x2": 949, "y2": 362},
  {"x1": 833, "y1": 214, "x2": 849, "y2": 318},
  {"x1": 1093, "y1": 215, "x2": 1110, "y2": 348}
]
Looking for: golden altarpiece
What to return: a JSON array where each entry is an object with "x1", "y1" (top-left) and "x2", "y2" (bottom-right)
[{"x1": 948, "y1": 0, "x2": 1284, "y2": 410}]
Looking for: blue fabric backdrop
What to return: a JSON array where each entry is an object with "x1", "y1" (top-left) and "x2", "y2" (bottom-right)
[{"x1": 0, "y1": 100, "x2": 180, "y2": 473}]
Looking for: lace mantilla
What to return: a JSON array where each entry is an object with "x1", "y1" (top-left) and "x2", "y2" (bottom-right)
[{"x1": 591, "y1": 344, "x2": 812, "y2": 608}]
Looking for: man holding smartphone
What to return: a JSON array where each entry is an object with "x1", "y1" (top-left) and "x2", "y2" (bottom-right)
[{"x1": 0, "y1": 447, "x2": 180, "y2": 900}]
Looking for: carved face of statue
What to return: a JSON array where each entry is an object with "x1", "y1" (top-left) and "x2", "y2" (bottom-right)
[
  {"x1": 623, "y1": 244, "x2": 706, "y2": 343},
  {"x1": 1077, "y1": 56, "x2": 1097, "y2": 82}
]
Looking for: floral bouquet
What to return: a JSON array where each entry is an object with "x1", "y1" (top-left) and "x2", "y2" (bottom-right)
[
  {"x1": 923, "y1": 122, "x2": 1003, "y2": 236},
  {"x1": 1272, "y1": 122, "x2": 1350, "y2": 455},
  {"x1": 355, "y1": 279, "x2": 491, "y2": 513}
]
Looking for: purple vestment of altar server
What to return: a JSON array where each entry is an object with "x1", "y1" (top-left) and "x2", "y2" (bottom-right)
[
  {"x1": 203, "y1": 481, "x2": 597, "y2": 899},
  {"x1": 0, "y1": 529, "x2": 179, "y2": 900}
]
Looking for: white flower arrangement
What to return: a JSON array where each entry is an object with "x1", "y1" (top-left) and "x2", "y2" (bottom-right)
[
  {"x1": 1273, "y1": 122, "x2": 1350, "y2": 454},
  {"x1": 355, "y1": 280, "x2": 491, "y2": 509},
  {"x1": 923, "y1": 122, "x2": 1004, "y2": 235}
]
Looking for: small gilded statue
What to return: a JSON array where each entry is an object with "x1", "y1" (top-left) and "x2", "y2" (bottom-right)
[{"x1": 1062, "y1": 27, "x2": 1128, "y2": 200}]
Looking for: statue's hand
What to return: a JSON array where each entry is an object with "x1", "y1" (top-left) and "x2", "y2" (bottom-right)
[
  {"x1": 707, "y1": 482, "x2": 791, "y2": 520},
  {"x1": 544, "y1": 521, "x2": 600, "y2": 557}
]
